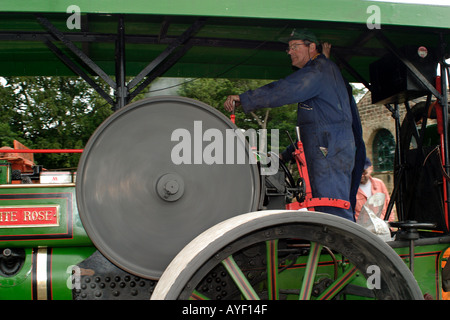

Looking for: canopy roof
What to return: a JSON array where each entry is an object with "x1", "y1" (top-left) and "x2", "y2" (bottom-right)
[{"x1": 0, "y1": 0, "x2": 449, "y2": 106}]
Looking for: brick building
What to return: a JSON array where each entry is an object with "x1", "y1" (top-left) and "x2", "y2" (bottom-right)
[
  {"x1": 357, "y1": 91, "x2": 438, "y2": 191},
  {"x1": 357, "y1": 91, "x2": 407, "y2": 193}
]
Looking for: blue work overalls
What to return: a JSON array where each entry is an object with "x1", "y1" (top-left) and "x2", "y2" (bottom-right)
[{"x1": 239, "y1": 54, "x2": 366, "y2": 221}]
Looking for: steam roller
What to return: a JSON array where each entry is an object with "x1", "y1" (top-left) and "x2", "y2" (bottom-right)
[{"x1": 76, "y1": 96, "x2": 423, "y2": 300}]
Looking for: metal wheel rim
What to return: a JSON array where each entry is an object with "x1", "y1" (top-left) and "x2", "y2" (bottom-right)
[{"x1": 152, "y1": 210, "x2": 423, "y2": 300}]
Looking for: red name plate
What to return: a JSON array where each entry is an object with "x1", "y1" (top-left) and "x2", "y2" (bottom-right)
[{"x1": 0, "y1": 206, "x2": 59, "y2": 228}]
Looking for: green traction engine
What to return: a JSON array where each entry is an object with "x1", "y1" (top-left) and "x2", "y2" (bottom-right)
[{"x1": 0, "y1": 96, "x2": 448, "y2": 300}]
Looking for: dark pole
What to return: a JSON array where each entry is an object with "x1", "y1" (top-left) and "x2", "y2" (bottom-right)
[{"x1": 115, "y1": 15, "x2": 128, "y2": 110}]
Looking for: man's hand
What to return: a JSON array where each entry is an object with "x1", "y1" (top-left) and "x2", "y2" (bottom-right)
[
  {"x1": 322, "y1": 42, "x2": 332, "y2": 59},
  {"x1": 224, "y1": 95, "x2": 241, "y2": 112}
]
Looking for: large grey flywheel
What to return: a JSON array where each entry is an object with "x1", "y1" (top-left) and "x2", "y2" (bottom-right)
[{"x1": 76, "y1": 96, "x2": 260, "y2": 280}]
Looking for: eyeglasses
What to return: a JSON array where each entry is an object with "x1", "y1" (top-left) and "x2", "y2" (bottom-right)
[{"x1": 286, "y1": 43, "x2": 307, "y2": 53}]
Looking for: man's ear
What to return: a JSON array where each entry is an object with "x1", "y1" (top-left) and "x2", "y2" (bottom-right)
[{"x1": 309, "y1": 42, "x2": 317, "y2": 53}]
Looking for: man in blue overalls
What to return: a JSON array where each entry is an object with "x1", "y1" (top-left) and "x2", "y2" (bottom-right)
[{"x1": 224, "y1": 29, "x2": 365, "y2": 221}]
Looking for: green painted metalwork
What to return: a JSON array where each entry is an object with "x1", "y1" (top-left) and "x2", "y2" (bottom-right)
[
  {"x1": 222, "y1": 255, "x2": 260, "y2": 300},
  {"x1": 392, "y1": 241, "x2": 450, "y2": 300},
  {"x1": 266, "y1": 239, "x2": 279, "y2": 300},
  {"x1": 215, "y1": 237, "x2": 448, "y2": 300},
  {"x1": 267, "y1": 240, "x2": 449, "y2": 300},
  {"x1": 0, "y1": 1, "x2": 449, "y2": 301},
  {"x1": 0, "y1": 247, "x2": 95, "y2": 300},
  {"x1": 317, "y1": 266, "x2": 358, "y2": 300},
  {"x1": 2, "y1": 1, "x2": 450, "y2": 29},
  {"x1": 0, "y1": 184, "x2": 95, "y2": 300},
  {"x1": 299, "y1": 241, "x2": 322, "y2": 300},
  {"x1": 189, "y1": 290, "x2": 211, "y2": 300},
  {"x1": 0, "y1": 1, "x2": 448, "y2": 82},
  {"x1": 0, "y1": 162, "x2": 11, "y2": 185},
  {"x1": 0, "y1": 184, "x2": 92, "y2": 248}
]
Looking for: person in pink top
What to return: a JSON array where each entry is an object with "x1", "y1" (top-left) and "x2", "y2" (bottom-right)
[{"x1": 355, "y1": 157, "x2": 394, "y2": 221}]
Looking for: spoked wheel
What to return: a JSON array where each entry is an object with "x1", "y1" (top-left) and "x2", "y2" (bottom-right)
[
  {"x1": 396, "y1": 101, "x2": 447, "y2": 231},
  {"x1": 151, "y1": 211, "x2": 423, "y2": 300}
]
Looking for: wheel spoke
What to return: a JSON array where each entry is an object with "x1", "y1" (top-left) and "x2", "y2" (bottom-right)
[
  {"x1": 221, "y1": 255, "x2": 260, "y2": 300},
  {"x1": 189, "y1": 290, "x2": 211, "y2": 300},
  {"x1": 299, "y1": 241, "x2": 322, "y2": 300},
  {"x1": 153, "y1": 212, "x2": 423, "y2": 300},
  {"x1": 317, "y1": 265, "x2": 358, "y2": 300},
  {"x1": 266, "y1": 240, "x2": 279, "y2": 300}
]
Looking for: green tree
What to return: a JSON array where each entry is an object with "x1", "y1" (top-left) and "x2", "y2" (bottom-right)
[
  {"x1": 178, "y1": 78, "x2": 297, "y2": 155},
  {"x1": 0, "y1": 76, "x2": 114, "y2": 169}
]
